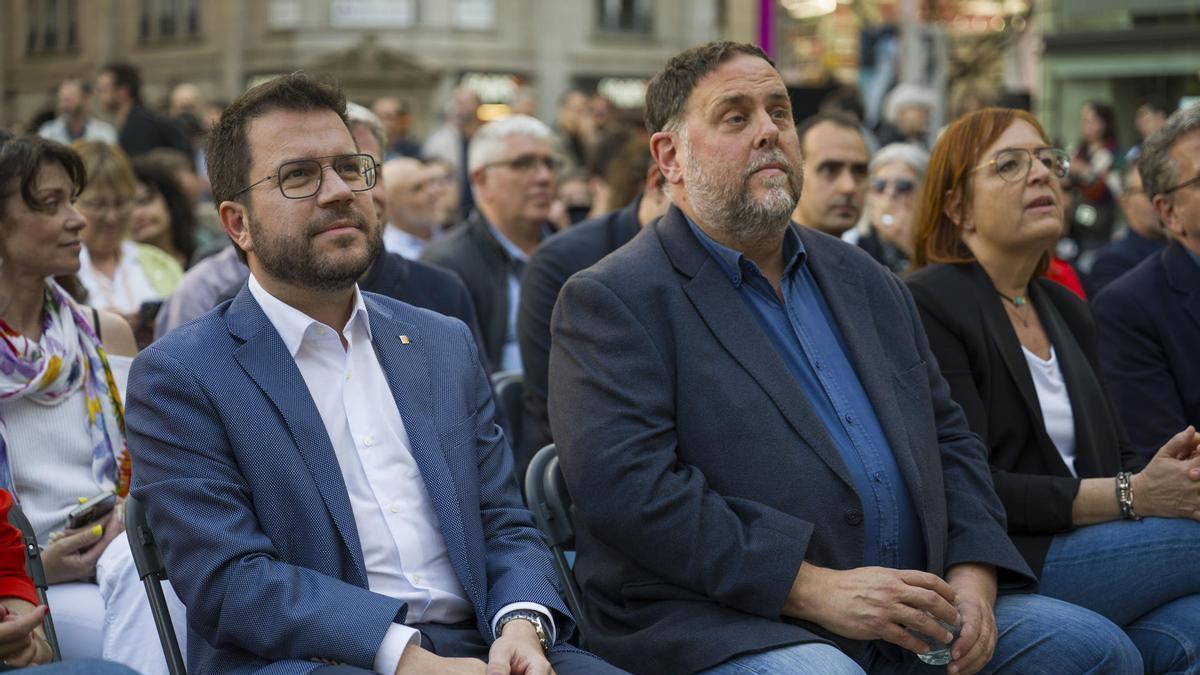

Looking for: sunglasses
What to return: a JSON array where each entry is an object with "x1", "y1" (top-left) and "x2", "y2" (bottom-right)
[{"x1": 870, "y1": 178, "x2": 917, "y2": 196}]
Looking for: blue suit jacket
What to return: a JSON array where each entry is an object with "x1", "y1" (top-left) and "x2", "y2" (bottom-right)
[
  {"x1": 1093, "y1": 240, "x2": 1200, "y2": 456},
  {"x1": 126, "y1": 287, "x2": 572, "y2": 674},
  {"x1": 548, "y1": 207, "x2": 1033, "y2": 674}
]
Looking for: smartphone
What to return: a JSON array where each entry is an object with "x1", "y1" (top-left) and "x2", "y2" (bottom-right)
[{"x1": 66, "y1": 490, "x2": 117, "y2": 530}]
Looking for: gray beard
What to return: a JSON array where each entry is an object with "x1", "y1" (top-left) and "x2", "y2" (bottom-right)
[
  {"x1": 681, "y1": 136, "x2": 802, "y2": 247},
  {"x1": 249, "y1": 205, "x2": 380, "y2": 292}
]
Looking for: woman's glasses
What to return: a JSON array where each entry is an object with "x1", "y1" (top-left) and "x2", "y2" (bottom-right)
[
  {"x1": 968, "y1": 148, "x2": 1070, "y2": 183},
  {"x1": 870, "y1": 178, "x2": 917, "y2": 196}
]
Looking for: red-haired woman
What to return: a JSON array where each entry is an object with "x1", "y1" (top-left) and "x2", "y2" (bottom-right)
[{"x1": 906, "y1": 107, "x2": 1200, "y2": 674}]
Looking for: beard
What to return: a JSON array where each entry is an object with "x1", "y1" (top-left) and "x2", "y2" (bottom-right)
[
  {"x1": 680, "y1": 133, "x2": 803, "y2": 246},
  {"x1": 249, "y1": 204, "x2": 381, "y2": 292}
]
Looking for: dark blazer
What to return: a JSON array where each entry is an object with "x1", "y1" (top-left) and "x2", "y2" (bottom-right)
[
  {"x1": 1093, "y1": 240, "x2": 1200, "y2": 456},
  {"x1": 422, "y1": 211, "x2": 527, "y2": 372},
  {"x1": 518, "y1": 196, "x2": 643, "y2": 453},
  {"x1": 548, "y1": 207, "x2": 1033, "y2": 674},
  {"x1": 126, "y1": 288, "x2": 574, "y2": 674},
  {"x1": 1085, "y1": 229, "x2": 1166, "y2": 297},
  {"x1": 907, "y1": 263, "x2": 1148, "y2": 575},
  {"x1": 118, "y1": 105, "x2": 191, "y2": 157}
]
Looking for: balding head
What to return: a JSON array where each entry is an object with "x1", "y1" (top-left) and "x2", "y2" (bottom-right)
[{"x1": 383, "y1": 157, "x2": 439, "y2": 238}]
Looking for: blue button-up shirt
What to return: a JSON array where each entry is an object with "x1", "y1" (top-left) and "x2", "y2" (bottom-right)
[{"x1": 687, "y1": 218, "x2": 926, "y2": 570}]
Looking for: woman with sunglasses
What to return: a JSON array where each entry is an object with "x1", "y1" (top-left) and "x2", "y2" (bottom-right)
[
  {"x1": 907, "y1": 108, "x2": 1200, "y2": 673},
  {"x1": 858, "y1": 143, "x2": 928, "y2": 275}
]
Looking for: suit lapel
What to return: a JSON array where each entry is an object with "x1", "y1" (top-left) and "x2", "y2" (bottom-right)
[
  {"x1": 365, "y1": 298, "x2": 482, "y2": 609},
  {"x1": 1030, "y1": 282, "x2": 1103, "y2": 477},
  {"x1": 657, "y1": 210, "x2": 855, "y2": 490},
  {"x1": 225, "y1": 288, "x2": 368, "y2": 586},
  {"x1": 800, "y1": 233, "x2": 927, "y2": 503},
  {"x1": 1164, "y1": 241, "x2": 1200, "y2": 333}
]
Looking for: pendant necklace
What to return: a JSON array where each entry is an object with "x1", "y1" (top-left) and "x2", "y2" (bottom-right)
[{"x1": 997, "y1": 291, "x2": 1030, "y2": 328}]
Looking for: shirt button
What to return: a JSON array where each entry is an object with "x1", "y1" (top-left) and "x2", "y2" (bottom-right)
[
  {"x1": 345, "y1": 372, "x2": 351, "y2": 381},
  {"x1": 388, "y1": 503, "x2": 399, "y2": 513},
  {"x1": 364, "y1": 436, "x2": 375, "y2": 447},
  {"x1": 815, "y1": 361, "x2": 823, "y2": 370},
  {"x1": 413, "y1": 575, "x2": 423, "y2": 585},
  {"x1": 845, "y1": 414, "x2": 854, "y2": 424}
]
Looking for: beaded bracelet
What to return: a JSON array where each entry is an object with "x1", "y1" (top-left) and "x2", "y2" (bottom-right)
[{"x1": 1116, "y1": 471, "x2": 1141, "y2": 521}]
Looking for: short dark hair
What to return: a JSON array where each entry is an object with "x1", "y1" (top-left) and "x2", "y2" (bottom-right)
[
  {"x1": 101, "y1": 62, "x2": 142, "y2": 103},
  {"x1": 643, "y1": 41, "x2": 773, "y2": 134},
  {"x1": 1138, "y1": 97, "x2": 1171, "y2": 118},
  {"x1": 207, "y1": 73, "x2": 347, "y2": 206},
  {"x1": 796, "y1": 112, "x2": 862, "y2": 150},
  {"x1": 0, "y1": 132, "x2": 87, "y2": 222},
  {"x1": 206, "y1": 73, "x2": 346, "y2": 263},
  {"x1": 605, "y1": 135, "x2": 654, "y2": 209},
  {"x1": 133, "y1": 156, "x2": 198, "y2": 264}
]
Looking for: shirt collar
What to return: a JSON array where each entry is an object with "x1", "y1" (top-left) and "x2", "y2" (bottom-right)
[
  {"x1": 248, "y1": 273, "x2": 371, "y2": 357},
  {"x1": 487, "y1": 222, "x2": 532, "y2": 264},
  {"x1": 683, "y1": 214, "x2": 806, "y2": 287}
]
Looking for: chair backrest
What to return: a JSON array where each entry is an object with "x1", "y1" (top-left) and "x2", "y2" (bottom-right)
[
  {"x1": 492, "y1": 370, "x2": 537, "y2": 493},
  {"x1": 7, "y1": 503, "x2": 62, "y2": 661},
  {"x1": 125, "y1": 497, "x2": 187, "y2": 675},
  {"x1": 524, "y1": 444, "x2": 587, "y2": 641}
]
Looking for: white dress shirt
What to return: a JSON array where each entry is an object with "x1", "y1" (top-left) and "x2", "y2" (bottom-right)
[
  {"x1": 247, "y1": 275, "x2": 551, "y2": 673},
  {"x1": 382, "y1": 225, "x2": 433, "y2": 261}
]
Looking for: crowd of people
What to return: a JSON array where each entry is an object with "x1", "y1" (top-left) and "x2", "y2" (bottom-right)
[{"x1": 0, "y1": 42, "x2": 1197, "y2": 674}]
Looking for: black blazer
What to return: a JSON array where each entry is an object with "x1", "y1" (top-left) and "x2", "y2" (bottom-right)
[
  {"x1": 907, "y1": 263, "x2": 1148, "y2": 575},
  {"x1": 549, "y1": 207, "x2": 1033, "y2": 674},
  {"x1": 1094, "y1": 241, "x2": 1200, "y2": 456},
  {"x1": 517, "y1": 196, "x2": 643, "y2": 453},
  {"x1": 422, "y1": 211, "x2": 529, "y2": 372}
]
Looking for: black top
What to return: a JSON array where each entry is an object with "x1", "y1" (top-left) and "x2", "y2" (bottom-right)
[
  {"x1": 118, "y1": 105, "x2": 191, "y2": 158},
  {"x1": 907, "y1": 262, "x2": 1147, "y2": 574},
  {"x1": 517, "y1": 196, "x2": 643, "y2": 452}
]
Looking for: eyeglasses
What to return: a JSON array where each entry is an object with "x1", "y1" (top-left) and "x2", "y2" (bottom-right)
[
  {"x1": 1157, "y1": 174, "x2": 1200, "y2": 197},
  {"x1": 232, "y1": 153, "x2": 378, "y2": 200},
  {"x1": 967, "y1": 147, "x2": 1070, "y2": 183},
  {"x1": 870, "y1": 178, "x2": 917, "y2": 196},
  {"x1": 76, "y1": 197, "x2": 131, "y2": 214},
  {"x1": 482, "y1": 154, "x2": 562, "y2": 174}
]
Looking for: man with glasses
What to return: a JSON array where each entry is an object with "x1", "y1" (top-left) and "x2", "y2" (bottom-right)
[
  {"x1": 1094, "y1": 103, "x2": 1200, "y2": 457},
  {"x1": 422, "y1": 116, "x2": 558, "y2": 373},
  {"x1": 792, "y1": 112, "x2": 871, "y2": 237},
  {"x1": 1086, "y1": 160, "x2": 1167, "y2": 296},
  {"x1": 125, "y1": 73, "x2": 621, "y2": 675}
]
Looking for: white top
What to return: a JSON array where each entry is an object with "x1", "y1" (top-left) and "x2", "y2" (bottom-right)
[
  {"x1": 0, "y1": 351, "x2": 132, "y2": 542},
  {"x1": 382, "y1": 225, "x2": 432, "y2": 261},
  {"x1": 1023, "y1": 346, "x2": 1078, "y2": 478},
  {"x1": 78, "y1": 241, "x2": 161, "y2": 315},
  {"x1": 247, "y1": 275, "x2": 551, "y2": 674}
]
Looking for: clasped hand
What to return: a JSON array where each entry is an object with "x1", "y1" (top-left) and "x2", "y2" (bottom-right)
[
  {"x1": 1133, "y1": 426, "x2": 1200, "y2": 520},
  {"x1": 393, "y1": 620, "x2": 555, "y2": 675}
]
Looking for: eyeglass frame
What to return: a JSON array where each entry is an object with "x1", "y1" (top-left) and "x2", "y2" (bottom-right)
[
  {"x1": 964, "y1": 147, "x2": 1071, "y2": 183},
  {"x1": 230, "y1": 153, "x2": 380, "y2": 200},
  {"x1": 478, "y1": 153, "x2": 563, "y2": 174},
  {"x1": 1156, "y1": 173, "x2": 1200, "y2": 198},
  {"x1": 869, "y1": 177, "x2": 917, "y2": 195}
]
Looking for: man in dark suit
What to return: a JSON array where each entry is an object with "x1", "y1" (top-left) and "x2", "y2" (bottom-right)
[
  {"x1": 1085, "y1": 160, "x2": 1167, "y2": 296},
  {"x1": 95, "y1": 63, "x2": 191, "y2": 158},
  {"x1": 517, "y1": 147, "x2": 670, "y2": 456},
  {"x1": 549, "y1": 41, "x2": 1138, "y2": 675},
  {"x1": 422, "y1": 116, "x2": 556, "y2": 373},
  {"x1": 126, "y1": 73, "x2": 621, "y2": 675},
  {"x1": 1094, "y1": 103, "x2": 1200, "y2": 456}
]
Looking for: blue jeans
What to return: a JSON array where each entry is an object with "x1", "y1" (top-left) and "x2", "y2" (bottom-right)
[
  {"x1": 702, "y1": 593, "x2": 1140, "y2": 674},
  {"x1": 1039, "y1": 517, "x2": 1200, "y2": 674}
]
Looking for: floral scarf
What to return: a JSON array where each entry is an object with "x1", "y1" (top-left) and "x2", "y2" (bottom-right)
[{"x1": 0, "y1": 280, "x2": 131, "y2": 497}]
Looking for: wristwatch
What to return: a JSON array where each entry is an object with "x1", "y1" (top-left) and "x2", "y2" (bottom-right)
[{"x1": 496, "y1": 610, "x2": 552, "y2": 652}]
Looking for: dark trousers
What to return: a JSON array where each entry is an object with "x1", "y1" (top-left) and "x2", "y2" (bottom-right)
[{"x1": 315, "y1": 620, "x2": 626, "y2": 674}]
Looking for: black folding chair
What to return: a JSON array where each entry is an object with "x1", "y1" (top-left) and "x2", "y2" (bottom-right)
[
  {"x1": 524, "y1": 444, "x2": 588, "y2": 642},
  {"x1": 492, "y1": 370, "x2": 536, "y2": 491},
  {"x1": 7, "y1": 503, "x2": 62, "y2": 661},
  {"x1": 125, "y1": 497, "x2": 187, "y2": 675}
]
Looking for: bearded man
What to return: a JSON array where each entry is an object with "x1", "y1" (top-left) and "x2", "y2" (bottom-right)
[
  {"x1": 124, "y1": 73, "x2": 623, "y2": 675},
  {"x1": 547, "y1": 42, "x2": 1140, "y2": 675}
]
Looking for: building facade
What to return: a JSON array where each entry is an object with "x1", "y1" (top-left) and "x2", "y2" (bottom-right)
[{"x1": 3, "y1": 0, "x2": 731, "y2": 134}]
